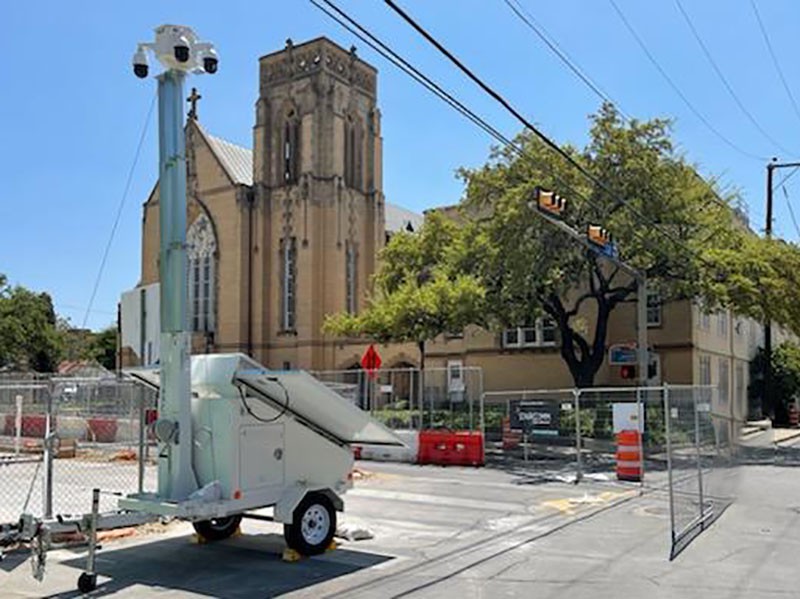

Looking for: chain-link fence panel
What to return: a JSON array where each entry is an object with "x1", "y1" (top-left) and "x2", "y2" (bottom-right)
[
  {"x1": 51, "y1": 379, "x2": 158, "y2": 516},
  {"x1": 312, "y1": 367, "x2": 483, "y2": 432},
  {"x1": 0, "y1": 380, "x2": 51, "y2": 525},
  {"x1": 483, "y1": 389, "x2": 579, "y2": 477}
]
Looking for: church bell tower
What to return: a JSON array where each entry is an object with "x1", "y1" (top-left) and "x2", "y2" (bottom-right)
[{"x1": 251, "y1": 38, "x2": 384, "y2": 370}]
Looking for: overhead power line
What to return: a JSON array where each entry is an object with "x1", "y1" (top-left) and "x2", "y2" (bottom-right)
[
  {"x1": 607, "y1": 0, "x2": 767, "y2": 162},
  {"x1": 782, "y1": 186, "x2": 800, "y2": 240},
  {"x1": 82, "y1": 92, "x2": 156, "y2": 328},
  {"x1": 749, "y1": 0, "x2": 800, "y2": 130},
  {"x1": 502, "y1": 0, "x2": 738, "y2": 222},
  {"x1": 674, "y1": 0, "x2": 798, "y2": 158},
  {"x1": 501, "y1": 0, "x2": 629, "y2": 119},
  {"x1": 380, "y1": 0, "x2": 729, "y2": 270}
]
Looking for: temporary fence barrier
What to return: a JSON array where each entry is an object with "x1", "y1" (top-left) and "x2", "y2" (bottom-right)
[
  {"x1": 0, "y1": 376, "x2": 158, "y2": 526},
  {"x1": 312, "y1": 366, "x2": 484, "y2": 433}
]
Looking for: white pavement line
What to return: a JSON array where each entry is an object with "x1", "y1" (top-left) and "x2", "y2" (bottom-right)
[{"x1": 347, "y1": 488, "x2": 525, "y2": 513}]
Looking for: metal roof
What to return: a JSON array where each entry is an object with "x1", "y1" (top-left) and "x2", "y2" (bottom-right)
[
  {"x1": 204, "y1": 132, "x2": 254, "y2": 186},
  {"x1": 385, "y1": 202, "x2": 424, "y2": 233}
]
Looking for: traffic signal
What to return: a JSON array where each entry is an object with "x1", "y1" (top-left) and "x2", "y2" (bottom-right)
[
  {"x1": 620, "y1": 365, "x2": 636, "y2": 380},
  {"x1": 535, "y1": 187, "x2": 566, "y2": 217},
  {"x1": 587, "y1": 225, "x2": 612, "y2": 247}
]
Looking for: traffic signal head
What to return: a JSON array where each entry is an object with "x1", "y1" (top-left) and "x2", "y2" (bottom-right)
[
  {"x1": 535, "y1": 187, "x2": 566, "y2": 217},
  {"x1": 620, "y1": 365, "x2": 637, "y2": 380},
  {"x1": 587, "y1": 225, "x2": 612, "y2": 247}
]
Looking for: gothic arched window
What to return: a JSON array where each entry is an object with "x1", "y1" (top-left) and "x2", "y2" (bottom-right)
[
  {"x1": 187, "y1": 214, "x2": 217, "y2": 333},
  {"x1": 344, "y1": 114, "x2": 357, "y2": 189},
  {"x1": 283, "y1": 111, "x2": 300, "y2": 185}
]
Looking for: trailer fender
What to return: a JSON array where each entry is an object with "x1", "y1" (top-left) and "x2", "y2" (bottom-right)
[{"x1": 274, "y1": 486, "x2": 344, "y2": 524}]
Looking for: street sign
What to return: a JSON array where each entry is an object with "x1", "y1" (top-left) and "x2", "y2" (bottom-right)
[
  {"x1": 510, "y1": 400, "x2": 561, "y2": 437},
  {"x1": 609, "y1": 343, "x2": 638, "y2": 365},
  {"x1": 360, "y1": 345, "x2": 382, "y2": 379}
]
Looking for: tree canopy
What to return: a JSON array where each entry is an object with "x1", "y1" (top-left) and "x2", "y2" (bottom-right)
[{"x1": 325, "y1": 104, "x2": 800, "y2": 387}]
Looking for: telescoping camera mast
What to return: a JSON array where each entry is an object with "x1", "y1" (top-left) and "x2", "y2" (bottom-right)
[{"x1": 132, "y1": 25, "x2": 219, "y2": 501}]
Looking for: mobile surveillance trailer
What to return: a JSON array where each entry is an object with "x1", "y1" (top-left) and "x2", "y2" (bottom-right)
[{"x1": 61, "y1": 25, "x2": 401, "y2": 594}]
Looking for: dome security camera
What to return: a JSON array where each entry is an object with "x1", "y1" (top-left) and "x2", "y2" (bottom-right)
[
  {"x1": 174, "y1": 36, "x2": 190, "y2": 63},
  {"x1": 202, "y1": 47, "x2": 219, "y2": 74},
  {"x1": 132, "y1": 46, "x2": 149, "y2": 78}
]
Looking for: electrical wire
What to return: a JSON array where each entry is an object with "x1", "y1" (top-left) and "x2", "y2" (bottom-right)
[
  {"x1": 607, "y1": 0, "x2": 767, "y2": 162},
  {"x1": 81, "y1": 93, "x2": 157, "y2": 328},
  {"x1": 749, "y1": 0, "x2": 800, "y2": 129},
  {"x1": 782, "y1": 186, "x2": 800, "y2": 240},
  {"x1": 501, "y1": 0, "x2": 629, "y2": 119},
  {"x1": 379, "y1": 0, "x2": 724, "y2": 270},
  {"x1": 674, "y1": 0, "x2": 798, "y2": 158},
  {"x1": 501, "y1": 0, "x2": 739, "y2": 221},
  {"x1": 238, "y1": 377, "x2": 291, "y2": 424}
]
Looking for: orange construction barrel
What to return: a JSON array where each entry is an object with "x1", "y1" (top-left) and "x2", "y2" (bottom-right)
[{"x1": 615, "y1": 429, "x2": 643, "y2": 482}]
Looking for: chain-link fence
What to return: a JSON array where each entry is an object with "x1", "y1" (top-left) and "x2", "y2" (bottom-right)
[
  {"x1": 312, "y1": 366, "x2": 484, "y2": 431},
  {"x1": 0, "y1": 376, "x2": 157, "y2": 526}
]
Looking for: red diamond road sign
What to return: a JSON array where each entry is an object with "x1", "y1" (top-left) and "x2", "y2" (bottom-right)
[{"x1": 361, "y1": 345, "x2": 382, "y2": 378}]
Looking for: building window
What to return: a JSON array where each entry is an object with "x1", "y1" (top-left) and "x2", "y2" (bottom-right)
[
  {"x1": 345, "y1": 241, "x2": 357, "y2": 314},
  {"x1": 719, "y1": 358, "x2": 729, "y2": 404},
  {"x1": 503, "y1": 317, "x2": 557, "y2": 348},
  {"x1": 447, "y1": 360, "x2": 465, "y2": 392},
  {"x1": 646, "y1": 288, "x2": 662, "y2": 327},
  {"x1": 717, "y1": 311, "x2": 728, "y2": 337},
  {"x1": 187, "y1": 215, "x2": 216, "y2": 333},
  {"x1": 699, "y1": 355, "x2": 711, "y2": 386},
  {"x1": 283, "y1": 113, "x2": 300, "y2": 185},
  {"x1": 343, "y1": 115, "x2": 362, "y2": 189},
  {"x1": 697, "y1": 304, "x2": 711, "y2": 331},
  {"x1": 281, "y1": 236, "x2": 297, "y2": 331}
]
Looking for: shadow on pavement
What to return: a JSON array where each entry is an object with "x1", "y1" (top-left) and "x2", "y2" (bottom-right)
[{"x1": 50, "y1": 532, "x2": 392, "y2": 598}]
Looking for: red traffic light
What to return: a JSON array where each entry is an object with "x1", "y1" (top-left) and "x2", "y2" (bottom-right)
[{"x1": 620, "y1": 365, "x2": 637, "y2": 380}]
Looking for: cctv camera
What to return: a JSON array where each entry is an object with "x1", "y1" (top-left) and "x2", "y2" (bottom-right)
[
  {"x1": 174, "y1": 36, "x2": 190, "y2": 63},
  {"x1": 203, "y1": 56, "x2": 218, "y2": 74},
  {"x1": 132, "y1": 47, "x2": 149, "y2": 78}
]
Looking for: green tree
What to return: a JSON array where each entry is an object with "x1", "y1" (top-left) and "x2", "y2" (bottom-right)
[
  {"x1": 0, "y1": 275, "x2": 63, "y2": 372},
  {"x1": 458, "y1": 103, "x2": 799, "y2": 386},
  {"x1": 90, "y1": 326, "x2": 118, "y2": 371},
  {"x1": 750, "y1": 342, "x2": 800, "y2": 422},
  {"x1": 324, "y1": 212, "x2": 485, "y2": 372}
]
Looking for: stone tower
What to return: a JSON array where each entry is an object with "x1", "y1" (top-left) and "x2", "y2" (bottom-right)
[{"x1": 251, "y1": 38, "x2": 384, "y2": 369}]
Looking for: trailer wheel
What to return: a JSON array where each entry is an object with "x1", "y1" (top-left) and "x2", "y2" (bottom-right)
[
  {"x1": 192, "y1": 514, "x2": 242, "y2": 542},
  {"x1": 284, "y1": 492, "x2": 336, "y2": 556},
  {"x1": 77, "y1": 572, "x2": 97, "y2": 593}
]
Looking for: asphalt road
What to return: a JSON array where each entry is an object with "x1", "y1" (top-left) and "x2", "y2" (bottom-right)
[{"x1": 1, "y1": 460, "x2": 799, "y2": 597}]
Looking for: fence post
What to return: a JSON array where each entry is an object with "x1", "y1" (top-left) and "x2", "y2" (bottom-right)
[
  {"x1": 14, "y1": 394, "x2": 23, "y2": 456},
  {"x1": 636, "y1": 387, "x2": 645, "y2": 489},
  {"x1": 664, "y1": 383, "x2": 676, "y2": 548},
  {"x1": 694, "y1": 388, "x2": 706, "y2": 528},
  {"x1": 478, "y1": 368, "x2": 485, "y2": 437},
  {"x1": 43, "y1": 385, "x2": 54, "y2": 520},
  {"x1": 574, "y1": 388, "x2": 583, "y2": 483},
  {"x1": 138, "y1": 384, "x2": 146, "y2": 495}
]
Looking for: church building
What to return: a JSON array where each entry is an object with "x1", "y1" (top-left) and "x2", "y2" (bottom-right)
[{"x1": 120, "y1": 37, "x2": 423, "y2": 373}]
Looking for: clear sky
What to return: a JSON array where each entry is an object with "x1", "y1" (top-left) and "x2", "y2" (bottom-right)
[{"x1": 2, "y1": 1, "x2": 800, "y2": 331}]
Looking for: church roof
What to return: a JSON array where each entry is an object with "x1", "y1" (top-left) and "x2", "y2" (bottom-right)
[
  {"x1": 202, "y1": 130, "x2": 254, "y2": 186},
  {"x1": 199, "y1": 126, "x2": 422, "y2": 229}
]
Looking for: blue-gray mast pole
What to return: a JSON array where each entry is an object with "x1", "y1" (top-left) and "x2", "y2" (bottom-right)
[{"x1": 157, "y1": 69, "x2": 197, "y2": 500}]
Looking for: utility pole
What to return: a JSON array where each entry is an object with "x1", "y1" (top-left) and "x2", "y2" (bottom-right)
[
  {"x1": 763, "y1": 158, "x2": 800, "y2": 422},
  {"x1": 132, "y1": 25, "x2": 218, "y2": 501}
]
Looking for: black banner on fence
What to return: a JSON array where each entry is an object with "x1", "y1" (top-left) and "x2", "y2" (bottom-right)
[{"x1": 510, "y1": 400, "x2": 561, "y2": 436}]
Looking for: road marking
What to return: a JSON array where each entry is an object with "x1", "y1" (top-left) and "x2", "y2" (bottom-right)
[
  {"x1": 541, "y1": 490, "x2": 636, "y2": 515},
  {"x1": 348, "y1": 488, "x2": 524, "y2": 513}
]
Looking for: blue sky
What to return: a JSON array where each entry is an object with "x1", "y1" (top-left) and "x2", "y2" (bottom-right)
[{"x1": 2, "y1": 1, "x2": 800, "y2": 331}]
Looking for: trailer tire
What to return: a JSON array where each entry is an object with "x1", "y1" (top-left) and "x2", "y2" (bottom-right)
[
  {"x1": 284, "y1": 492, "x2": 336, "y2": 556},
  {"x1": 77, "y1": 572, "x2": 97, "y2": 593},
  {"x1": 192, "y1": 514, "x2": 242, "y2": 542}
]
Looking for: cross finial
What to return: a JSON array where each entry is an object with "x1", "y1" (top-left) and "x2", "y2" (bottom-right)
[{"x1": 187, "y1": 87, "x2": 202, "y2": 121}]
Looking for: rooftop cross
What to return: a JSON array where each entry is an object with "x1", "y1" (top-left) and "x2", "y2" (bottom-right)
[{"x1": 187, "y1": 87, "x2": 202, "y2": 121}]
